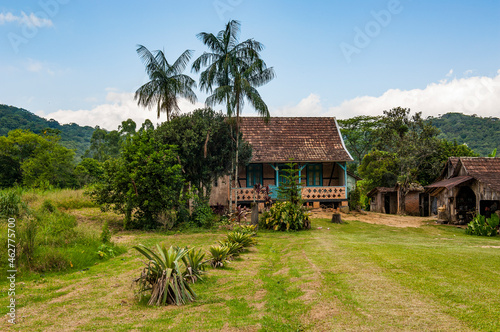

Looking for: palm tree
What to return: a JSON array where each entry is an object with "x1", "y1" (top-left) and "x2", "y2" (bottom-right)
[
  {"x1": 135, "y1": 45, "x2": 197, "y2": 121},
  {"x1": 192, "y1": 20, "x2": 275, "y2": 210}
]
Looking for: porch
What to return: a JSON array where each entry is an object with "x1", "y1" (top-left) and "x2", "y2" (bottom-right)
[
  {"x1": 230, "y1": 161, "x2": 348, "y2": 203},
  {"x1": 232, "y1": 185, "x2": 347, "y2": 202}
]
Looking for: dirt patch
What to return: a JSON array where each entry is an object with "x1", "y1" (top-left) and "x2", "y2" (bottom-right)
[{"x1": 310, "y1": 210, "x2": 437, "y2": 228}]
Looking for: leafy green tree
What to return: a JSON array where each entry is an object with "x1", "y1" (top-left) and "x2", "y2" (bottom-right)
[
  {"x1": 75, "y1": 158, "x2": 104, "y2": 186},
  {"x1": 83, "y1": 127, "x2": 122, "y2": 161},
  {"x1": 135, "y1": 45, "x2": 197, "y2": 121},
  {"x1": 0, "y1": 129, "x2": 76, "y2": 188},
  {"x1": 89, "y1": 128, "x2": 184, "y2": 229},
  {"x1": 155, "y1": 108, "x2": 251, "y2": 199},
  {"x1": 118, "y1": 118, "x2": 137, "y2": 137},
  {"x1": 192, "y1": 20, "x2": 275, "y2": 208},
  {"x1": 338, "y1": 115, "x2": 382, "y2": 170},
  {"x1": 358, "y1": 150, "x2": 399, "y2": 192}
]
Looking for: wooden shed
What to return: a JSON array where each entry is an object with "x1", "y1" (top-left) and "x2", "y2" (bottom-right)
[
  {"x1": 367, "y1": 184, "x2": 424, "y2": 215},
  {"x1": 425, "y1": 157, "x2": 500, "y2": 224}
]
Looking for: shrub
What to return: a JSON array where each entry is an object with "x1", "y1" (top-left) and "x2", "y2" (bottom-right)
[
  {"x1": 191, "y1": 196, "x2": 216, "y2": 228},
  {"x1": 133, "y1": 244, "x2": 196, "y2": 306},
  {"x1": 181, "y1": 247, "x2": 207, "y2": 283},
  {"x1": 218, "y1": 241, "x2": 244, "y2": 259},
  {"x1": 0, "y1": 190, "x2": 24, "y2": 218},
  {"x1": 96, "y1": 243, "x2": 116, "y2": 259},
  {"x1": 208, "y1": 245, "x2": 230, "y2": 268},
  {"x1": 226, "y1": 231, "x2": 257, "y2": 247},
  {"x1": 260, "y1": 201, "x2": 310, "y2": 231},
  {"x1": 233, "y1": 224, "x2": 257, "y2": 236},
  {"x1": 466, "y1": 213, "x2": 499, "y2": 236}
]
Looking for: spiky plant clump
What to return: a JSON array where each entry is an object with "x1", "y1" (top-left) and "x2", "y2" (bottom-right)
[
  {"x1": 218, "y1": 241, "x2": 244, "y2": 259},
  {"x1": 133, "y1": 244, "x2": 196, "y2": 306},
  {"x1": 226, "y1": 231, "x2": 257, "y2": 248},
  {"x1": 181, "y1": 247, "x2": 207, "y2": 283},
  {"x1": 208, "y1": 245, "x2": 230, "y2": 268},
  {"x1": 234, "y1": 224, "x2": 257, "y2": 236}
]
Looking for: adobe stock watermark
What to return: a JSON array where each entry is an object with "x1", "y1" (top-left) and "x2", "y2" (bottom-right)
[
  {"x1": 213, "y1": 0, "x2": 243, "y2": 21},
  {"x1": 462, "y1": 76, "x2": 500, "y2": 113},
  {"x1": 340, "y1": 0, "x2": 406, "y2": 63},
  {"x1": 7, "y1": 0, "x2": 70, "y2": 54}
]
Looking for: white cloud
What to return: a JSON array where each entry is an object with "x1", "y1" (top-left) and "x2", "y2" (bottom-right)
[
  {"x1": 272, "y1": 71, "x2": 500, "y2": 119},
  {"x1": 0, "y1": 11, "x2": 53, "y2": 28},
  {"x1": 270, "y1": 93, "x2": 327, "y2": 117},
  {"x1": 40, "y1": 91, "x2": 206, "y2": 130}
]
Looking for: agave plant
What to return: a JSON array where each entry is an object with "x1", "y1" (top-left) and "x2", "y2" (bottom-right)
[
  {"x1": 208, "y1": 245, "x2": 230, "y2": 268},
  {"x1": 226, "y1": 231, "x2": 257, "y2": 248},
  {"x1": 133, "y1": 244, "x2": 196, "y2": 306},
  {"x1": 181, "y1": 247, "x2": 207, "y2": 283},
  {"x1": 218, "y1": 241, "x2": 244, "y2": 259},
  {"x1": 234, "y1": 224, "x2": 257, "y2": 236}
]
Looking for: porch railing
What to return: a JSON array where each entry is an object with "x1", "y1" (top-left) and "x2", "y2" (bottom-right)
[{"x1": 231, "y1": 186, "x2": 346, "y2": 202}]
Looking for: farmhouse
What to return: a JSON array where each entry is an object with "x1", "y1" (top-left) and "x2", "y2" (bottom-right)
[
  {"x1": 210, "y1": 117, "x2": 354, "y2": 208},
  {"x1": 425, "y1": 157, "x2": 500, "y2": 224}
]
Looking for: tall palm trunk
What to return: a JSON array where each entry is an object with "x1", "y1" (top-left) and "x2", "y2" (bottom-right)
[{"x1": 234, "y1": 102, "x2": 240, "y2": 210}]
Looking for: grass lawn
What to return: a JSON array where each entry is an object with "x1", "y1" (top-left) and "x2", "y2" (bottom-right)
[{"x1": 2, "y1": 210, "x2": 500, "y2": 331}]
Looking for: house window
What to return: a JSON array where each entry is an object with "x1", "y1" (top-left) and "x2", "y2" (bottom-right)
[
  {"x1": 307, "y1": 164, "x2": 322, "y2": 186},
  {"x1": 246, "y1": 164, "x2": 263, "y2": 187}
]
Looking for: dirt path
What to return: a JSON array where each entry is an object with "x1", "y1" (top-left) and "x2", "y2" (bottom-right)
[{"x1": 309, "y1": 210, "x2": 437, "y2": 228}]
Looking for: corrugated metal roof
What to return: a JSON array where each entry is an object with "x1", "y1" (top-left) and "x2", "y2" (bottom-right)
[
  {"x1": 425, "y1": 176, "x2": 474, "y2": 190},
  {"x1": 239, "y1": 117, "x2": 353, "y2": 163}
]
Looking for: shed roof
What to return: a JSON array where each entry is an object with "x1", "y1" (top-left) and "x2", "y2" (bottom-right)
[
  {"x1": 459, "y1": 157, "x2": 500, "y2": 192},
  {"x1": 367, "y1": 187, "x2": 396, "y2": 197},
  {"x1": 425, "y1": 176, "x2": 474, "y2": 190},
  {"x1": 238, "y1": 117, "x2": 353, "y2": 163}
]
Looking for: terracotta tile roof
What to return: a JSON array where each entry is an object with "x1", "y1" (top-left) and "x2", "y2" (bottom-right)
[
  {"x1": 459, "y1": 157, "x2": 500, "y2": 192},
  {"x1": 239, "y1": 117, "x2": 353, "y2": 163}
]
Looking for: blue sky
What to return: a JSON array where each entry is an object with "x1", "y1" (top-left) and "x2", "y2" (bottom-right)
[{"x1": 1, "y1": 0, "x2": 499, "y2": 129}]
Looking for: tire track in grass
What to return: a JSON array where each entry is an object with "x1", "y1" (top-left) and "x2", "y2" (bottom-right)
[
  {"x1": 303, "y1": 227, "x2": 473, "y2": 331},
  {"x1": 257, "y1": 238, "x2": 309, "y2": 331}
]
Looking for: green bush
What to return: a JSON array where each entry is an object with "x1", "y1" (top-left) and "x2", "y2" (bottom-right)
[
  {"x1": 218, "y1": 241, "x2": 244, "y2": 259},
  {"x1": 133, "y1": 244, "x2": 196, "y2": 306},
  {"x1": 233, "y1": 224, "x2": 257, "y2": 236},
  {"x1": 466, "y1": 213, "x2": 499, "y2": 236},
  {"x1": 0, "y1": 190, "x2": 24, "y2": 218},
  {"x1": 181, "y1": 247, "x2": 207, "y2": 283},
  {"x1": 208, "y1": 245, "x2": 230, "y2": 268},
  {"x1": 191, "y1": 196, "x2": 216, "y2": 228},
  {"x1": 225, "y1": 231, "x2": 257, "y2": 247},
  {"x1": 260, "y1": 201, "x2": 310, "y2": 231}
]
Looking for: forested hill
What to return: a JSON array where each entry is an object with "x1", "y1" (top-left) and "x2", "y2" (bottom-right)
[
  {"x1": 426, "y1": 113, "x2": 500, "y2": 156},
  {"x1": 0, "y1": 104, "x2": 94, "y2": 158}
]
